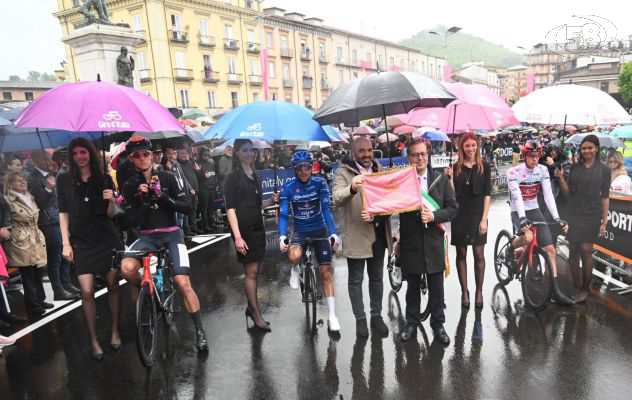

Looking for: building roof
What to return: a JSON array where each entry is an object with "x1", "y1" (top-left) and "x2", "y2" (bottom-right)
[
  {"x1": 0, "y1": 81, "x2": 64, "y2": 90},
  {"x1": 507, "y1": 65, "x2": 528, "y2": 71}
]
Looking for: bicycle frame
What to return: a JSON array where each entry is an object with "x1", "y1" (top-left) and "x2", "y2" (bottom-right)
[
  {"x1": 141, "y1": 254, "x2": 155, "y2": 295},
  {"x1": 514, "y1": 226, "x2": 540, "y2": 274}
]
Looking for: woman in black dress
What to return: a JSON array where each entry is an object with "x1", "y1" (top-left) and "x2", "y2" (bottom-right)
[
  {"x1": 58, "y1": 138, "x2": 123, "y2": 360},
  {"x1": 224, "y1": 139, "x2": 278, "y2": 332},
  {"x1": 446, "y1": 133, "x2": 491, "y2": 309},
  {"x1": 557, "y1": 134, "x2": 610, "y2": 303}
]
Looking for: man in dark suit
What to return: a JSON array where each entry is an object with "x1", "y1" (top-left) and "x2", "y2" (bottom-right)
[{"x1": 28, "y1": 150, "x2": 80, "y2": 301}]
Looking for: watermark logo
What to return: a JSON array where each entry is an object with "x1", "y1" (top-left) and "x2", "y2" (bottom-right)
[
  {"x1": 239, "y1": 123, "x2": 265, "y2": 137},
  {"x1": 544, "y1": 15, "x2": 618, "y2": 56},
  {"x1": 98, "y1": 110, "x2": 131, "y2": 129}
]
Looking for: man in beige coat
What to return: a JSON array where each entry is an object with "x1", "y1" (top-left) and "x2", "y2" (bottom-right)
[{"x1": 333, "y1": 137, "x2": 393, "y2": 337}]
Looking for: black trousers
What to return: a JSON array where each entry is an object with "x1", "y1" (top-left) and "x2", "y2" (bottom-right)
[
  {"x1": 185, "y1": 194, "x2": 198, "y2": 229},
  {"x1": 405, "y1": 271, "x2": 445, "y2": 331},
  {"x1": 198, "y1": 188, "x2": 216, "y2": 227},
  {"x1": 347, "y1": 236, "x2": 386, "y2": 320},
  {"x1": 19, "y1": 266, "x2": 46, "y2": 314}
]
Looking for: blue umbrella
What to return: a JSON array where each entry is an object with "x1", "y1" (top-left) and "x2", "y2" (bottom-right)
[
  {"x1": 0, "y1": 125, "x2": 102, "y2": 152},
  {"x1": 611, "y1": 125, "x2": 632, "y2": 139},
  {"x1": 422, "y1": 129, "x2": 450, "y2": 142},
  {"x1": 0, "y1": 108, "x2": 24, "y2": 122},
  {"x1": 0, "y1": 116, "x2": 10, "y2": 127},
  {"x1": 202, "y1": 101, "x2": 338, "y2": 142}
]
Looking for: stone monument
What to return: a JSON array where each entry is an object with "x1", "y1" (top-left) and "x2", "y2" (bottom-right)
[{"x1": 61, "y1": 2, "x2": 143, "y2": 87}]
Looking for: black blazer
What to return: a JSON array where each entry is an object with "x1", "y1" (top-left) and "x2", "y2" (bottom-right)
[{"x1": 27, "y1": 169, "x2": 59, "y2": 226}]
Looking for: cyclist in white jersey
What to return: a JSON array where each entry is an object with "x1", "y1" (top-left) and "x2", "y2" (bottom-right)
[{"x1": 506, "y1": 140, "x2": 574, "y2": 306}]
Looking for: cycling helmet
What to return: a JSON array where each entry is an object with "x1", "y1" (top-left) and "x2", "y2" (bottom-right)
[
  {"x1": 291, "y1": 150, "x2": 313, "y2": 166},
  {"x1": 521, "y1": 140, "x2": 543, "y2": 156},
  {"x1": 126, "y1": 136, "x2": 152, "y2": 155}
]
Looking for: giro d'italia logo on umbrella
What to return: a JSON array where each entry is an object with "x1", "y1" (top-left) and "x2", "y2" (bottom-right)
[
  {"x1": 240, "y1": 123, "x2": 265, "y2": 138},
  {"x1": 98, "y1": 111, "x2": 131, "y2": 129}
]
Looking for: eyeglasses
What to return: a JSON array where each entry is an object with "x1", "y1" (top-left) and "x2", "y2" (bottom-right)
[
  {"x1": 294, "y1": 164, "x2": 312, "y2": 172},
  {"x1": 131, "y1": 151, "x2": 152, "y2": 159},
  {"x1": 409, "y1": 152, "x2": 428, "y2": 159}
]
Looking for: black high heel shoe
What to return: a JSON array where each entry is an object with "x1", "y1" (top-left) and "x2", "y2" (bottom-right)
[
  {"x1": 245, "y1": 309, "x2": 271, "y2": 332},
  {"x1": 245, "y1": 308, "x2": 270, "y2": 325}
]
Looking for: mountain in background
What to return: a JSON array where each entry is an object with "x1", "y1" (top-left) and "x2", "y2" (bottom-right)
[{"x1": 399, "y1": 26, "x2": 525, "y2": 69}]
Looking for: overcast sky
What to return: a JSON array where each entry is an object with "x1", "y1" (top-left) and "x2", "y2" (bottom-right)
[{"x1": 1, "y1": 0, "x2": 629, "y2": 79}]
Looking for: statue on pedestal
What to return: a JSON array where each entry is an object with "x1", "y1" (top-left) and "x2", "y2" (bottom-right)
[
  {"x1": 116, "y1": 47, "x2": 135, "y2": 87},
  {"x1": 80, "y1": 0, "x2": 112, "y2": 25}
]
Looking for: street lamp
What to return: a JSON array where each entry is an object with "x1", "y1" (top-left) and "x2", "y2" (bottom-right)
[{"x1": 428, "y1": 26, "x2": 462, "y2": 64}]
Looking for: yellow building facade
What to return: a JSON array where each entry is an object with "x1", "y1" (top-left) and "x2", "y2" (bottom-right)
[{"x1": 55, "y1": 0, "x2": 265, "y2": 112}]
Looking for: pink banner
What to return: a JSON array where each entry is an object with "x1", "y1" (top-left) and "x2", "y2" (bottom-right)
[
  {"x1": 391, "y1": 65, "x2": 404, "y2": 72},
  {"x1": 443, "y1": 64, "x2": 452, "y2": 82},
  {"x1": 262, "y1": 48, "x2": 270, "y2": 101},
  {"x1": 526, "y1": 72, "x2": 534, "y2": 93},
  {"x1": 362, "y1": 167, "x2": 421, "y2": 215},
  {"x1": 360, "y1": 60, "x2": 373, "y2": 70}
]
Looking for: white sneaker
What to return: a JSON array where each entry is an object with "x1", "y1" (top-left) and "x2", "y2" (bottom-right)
[
  {"x1": 289, "y1": 266, "x2": 300, "y2": 290},
  {"x1": 328, "y1": 315, "x2": 341, "y2": 332},
  {"x1": 0, "y1": 335, "x2": 16, "y2": 347}
]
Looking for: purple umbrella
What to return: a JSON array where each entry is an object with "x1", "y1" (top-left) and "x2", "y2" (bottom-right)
[{"x1": 14, "y1": 80, "x2": 183, "y2": 173}]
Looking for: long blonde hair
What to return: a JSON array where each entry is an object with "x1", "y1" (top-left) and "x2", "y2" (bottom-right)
[
  {"x1": 456, "y1": 132, "x2": 484, "y2": 175},
  {"x1": 608, "y1": 151, "x2": 627, "y2": 175}
]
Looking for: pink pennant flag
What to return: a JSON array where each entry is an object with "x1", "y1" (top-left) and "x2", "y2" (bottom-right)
[
  {"x1": 362, "y1": 167, "x2": 421, "y2": 215},
  {"x1": 526, "y1": 73, "x2": 535, "y2": 93},
  {"x1": 391, "y1": 65, "x2": 404, "y2": 72},
  {"x1": 443, "y1": 64, "x2": 452, "y2": 82},
  {"x1": 360, "y1": 60, "x2": 373, "y2": 70},
  {"x1": 262, "y1": 48, "x2": 270, "y2": 101}
]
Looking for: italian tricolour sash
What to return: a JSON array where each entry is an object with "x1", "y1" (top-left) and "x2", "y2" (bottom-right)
[{"x1": 420, "y1": 190, "x2": 451, "y2": 277}]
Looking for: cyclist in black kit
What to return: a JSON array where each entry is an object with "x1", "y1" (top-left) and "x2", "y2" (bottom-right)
[{"x1": 120, "y1": 136, "x2": 208, "y2": 352}]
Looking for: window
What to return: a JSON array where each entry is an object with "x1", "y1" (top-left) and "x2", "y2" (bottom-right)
[
  {"x1": 337, "y1": 47, "x2": 343, "y2": 62},
  {"x1": 378, "y1": 55, "x2": 384, "y2": 70},
  {"x1": 285, "y1": 94, "x2": 292, "y2": 103},
  {"x1": 366, "y1": 52, "x2": 372, "y2": 63},
  {"x1": 319, "y1": 43, "x2": 325, "y2": 58},
  {"x1": 133, "y1": 15, "x2": 143, "y2": 33},
  {"x1": 600, "y1": 81, "x2": 609, "y2": 92},
  {"x1": 224, "y1": 25, "x2": 234, "y2": 39},
  {"x1": 305, "y1": 95, "x2": 311, "y2": 108},
  {"x1": 411, "y1": 61, "x2": 416, "y2": 72},
  {"x1": 231, "y1": 92, "x2": 239, "y2": 108},
  {"x1": 170, "y1": 14, "x2": 181, "y2": 30},
  {"x1": 266, "y1": 31, "x2": 274, "y2": 48},
  {"x1": 138, "y1": 52, "x2": 149, "y2": 78},
  {"x1": 247, "y1": 29, "x2": 255, "y2": 43},
  {"x1": 199, "y1": 19, "x2": 209, "y2": 43},
  {"x1": 271, "y1": 93, "x2": 278, "y2": 101},
  {"x1": 429, "y1": 63, "x2": 434, "y2": 77},
  {"x1": 180, "y1": 89, "x2": 190, "y2": 108},
  {"x1": 268, "y1": 61, "x2": 276, "y2": 79},
  {"x1": 207, "y1": 91, "x2": 217, "y2": 108},
  {"x1": 352, "y1": 49, "x2": 358, "y2": 64},
  {"x1": 203, "y1": 54, "x2": 212, "y2": 69},
  {"x1": 245, "y1": 0, "x2": 253, "y2": 8},
  {"x1": 2, "y1": 92, "x2": 11, "y2": 100},
  {"x1": 228, "y1": 57, "x2": 237, "y2": 74},
  {"x1": 302, "y1": 66, "x2": 309, "y2": 77},
  {"x1": 175, "y1": 51, "x2": 186, "y2": 77},
  {"x1": 281, "y1": 35, "x2": 288, "y2": 49},
  {"x1": 389, "y1": 57, "x2": 394, "y2": 69},
  {"x1": 250, "y1": 59, "x2": 259, "y2": 76},
  {"x1": 24, "y1": 92, "x2": 34, "y2": 101},
  {"x1": 421, "y1": 61, "x2": 425, "y2": 74},
  {"x1": 72, "y1": 0, "x2": 80, "y2": 7},
  {"x1": 253, "y1": 92, "x2": 260, "y2": 102},
  {"x1": 338, "y1": 69, "x2": 343, "y2": 84},
  {"x1": 283, "y1": 63, "x2": 290, "y2": 80}
]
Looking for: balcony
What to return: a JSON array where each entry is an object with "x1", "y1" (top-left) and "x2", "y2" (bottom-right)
[
  {"x1": 283, "y1": 78, "x2": 294, "y2": 88},
  {"x1": 319, "y1": 54, "x2": 328, "y2": 63},
  {"x1": 202, "y1": 69, "x2": 219, "y2": 83},
  {"x1": 321, "y1": 79, "x2": 330, "y2": 90},
  {"x1": 226, "y1": 73, "x2": 243, "y2": 84},
  {"x1": 302, "y1": 76, "x2": 313, "y2": 89},
  {"x1": 336, "y1": 57, "x2": 346, "y2": 65},
  {"x1": 249, "y1": 74, "x2": 263, "y2": 86},
  {"x1": 300, "y1": 48, "x2": 312, "y2": 61},
  {"x1": 173, "y1": 68, "x2": 194, "y2": 82},
  {"x1": 246, "y1": 42, "x2": 260, "y2": 53},
  {"x1": 169, "y1": 30, "x2": 188, "y2": 45},
  {"x1": 280, "y1": 48, "x2": 294, "y2": 58},
  {"x1": 139, "y1": 69, "x2": 152, "y2": 83},
  {"x1": 134, "y1": 30, "x2": 147, "y2": 43},
  {"x1": 223, "y1": 38, "x2": 240, "y2": 51},
  {"x1": 206, "y1": 107, "x2": 224, "y2": 115},
  {"x1": 198, "y1": 34, "x2": 215, "y2": 48}
]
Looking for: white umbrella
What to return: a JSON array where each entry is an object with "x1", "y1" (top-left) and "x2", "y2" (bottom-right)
[
  {"x1": 209, "y1": 138, "x2": 271, "y2": 156},
  {"x1": 377, "y1": 133, "x2": 399, "y2": 143},
  {"x1": 354, "y1": 124, "x2": 377, "y2": 135},
  {"x1": 512, "y1": 84, "x2": 632, "y2": 126}
]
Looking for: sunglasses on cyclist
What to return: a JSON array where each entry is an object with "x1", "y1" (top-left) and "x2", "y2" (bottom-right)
[
  {"x1": 131, "y1": 151, "x2": 152, "y2": 159},
  {"x1": 294, "y1": 163, "x2": 312, "y2": 172}
]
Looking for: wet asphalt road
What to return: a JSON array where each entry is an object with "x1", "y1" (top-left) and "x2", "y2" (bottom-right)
[{"x1": 1, "y1": 197, "x2": 632, "y2": 400}]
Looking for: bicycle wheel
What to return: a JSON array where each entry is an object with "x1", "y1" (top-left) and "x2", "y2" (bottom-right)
[
  {"x1": 387, "y1": 253, "x2": 403, "y2": 293},
  {"x1": 494, "y1": 230, "x2": 514, "y2": 285},
  {"x1": 162, "y1": 268, "x2": 178, "y2": 327},
  {"x1": 307, "y1": 267, "x2": 317, "y2": 333},
  {"x1": 521, "y1": 248, "x2": 552, "y2": 312},
  {"x1": 136, "y1": 282, "x2": 158, "y2": 367},
  {"x1": 420, "y1": 274, "x2": 431, "y2": 322}
]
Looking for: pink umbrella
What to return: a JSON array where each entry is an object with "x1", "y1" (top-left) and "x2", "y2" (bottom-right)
[
  {"x1": 354, "y1": 124, "x2": 377, "y2": 135},
  {"x1": 392, "y1": 82, "x2": 520, "y2": 134},
  {"x1": 15, "y1": 81, "x2": 183, "y2": 133},
  {"x1": 393, "y1": 124, "x2": 416, "y2": 135}
]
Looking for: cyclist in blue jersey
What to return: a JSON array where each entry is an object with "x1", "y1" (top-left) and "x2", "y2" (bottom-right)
[{"x1": 279, "y1": 151, "x2": 341, "y2": 332}]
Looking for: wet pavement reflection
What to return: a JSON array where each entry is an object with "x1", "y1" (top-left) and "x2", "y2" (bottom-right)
[{"x1": 1, "y1": 197, "x2": 632, "y2": 399}]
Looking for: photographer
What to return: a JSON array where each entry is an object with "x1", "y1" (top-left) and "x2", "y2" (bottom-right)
[{"x1": 539, "y1": 142, "x2": 570, "y2": 243}]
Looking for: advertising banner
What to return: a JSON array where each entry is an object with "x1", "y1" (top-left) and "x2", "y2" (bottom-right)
[{"x1": 594, "y1": 195, "x2": 632, "y2": 264}]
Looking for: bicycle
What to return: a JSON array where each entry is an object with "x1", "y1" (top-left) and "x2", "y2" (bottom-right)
[
  {"x1": 386, "y1": 241, "x2": 431, "y2": 322},
  {"x1": 493, "y1": 221, "x2": 558, "y2": 312},
  {"x1": 284, "y1": 237, "x2": 334, "y2": 334},
  {"x1": 114, "y1": 248, "x2": 179, "y2": 367}
]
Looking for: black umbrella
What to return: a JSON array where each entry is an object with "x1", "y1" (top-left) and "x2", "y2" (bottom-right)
[{"x1": 313, "y1": 71, "x2": 455, "y2": 164}]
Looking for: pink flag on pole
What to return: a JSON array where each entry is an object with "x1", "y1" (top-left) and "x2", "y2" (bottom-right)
[
  {"x1": 391, "y1": 65, "x2": 404, "y2": 72},
  {"x1": 443, "y1": 64, "x2": 452, "y2": 82},
  {"x1": 262, "y1": 48, "x2": 270, "y2": 101},
  {"x1": 360, "y1": 60, "x2": 373, "y2": 70},
  {"x1": 526, "y1": 73, "x2": 535, "y2": 93},
  {"x1": 362, "y1": 167, "x2": 421, "y2": 215}
]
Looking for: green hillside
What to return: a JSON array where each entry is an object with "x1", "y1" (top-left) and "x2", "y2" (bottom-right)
[{"x1": 400, "y1": 26, "x2": 525, "y2": 68}]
